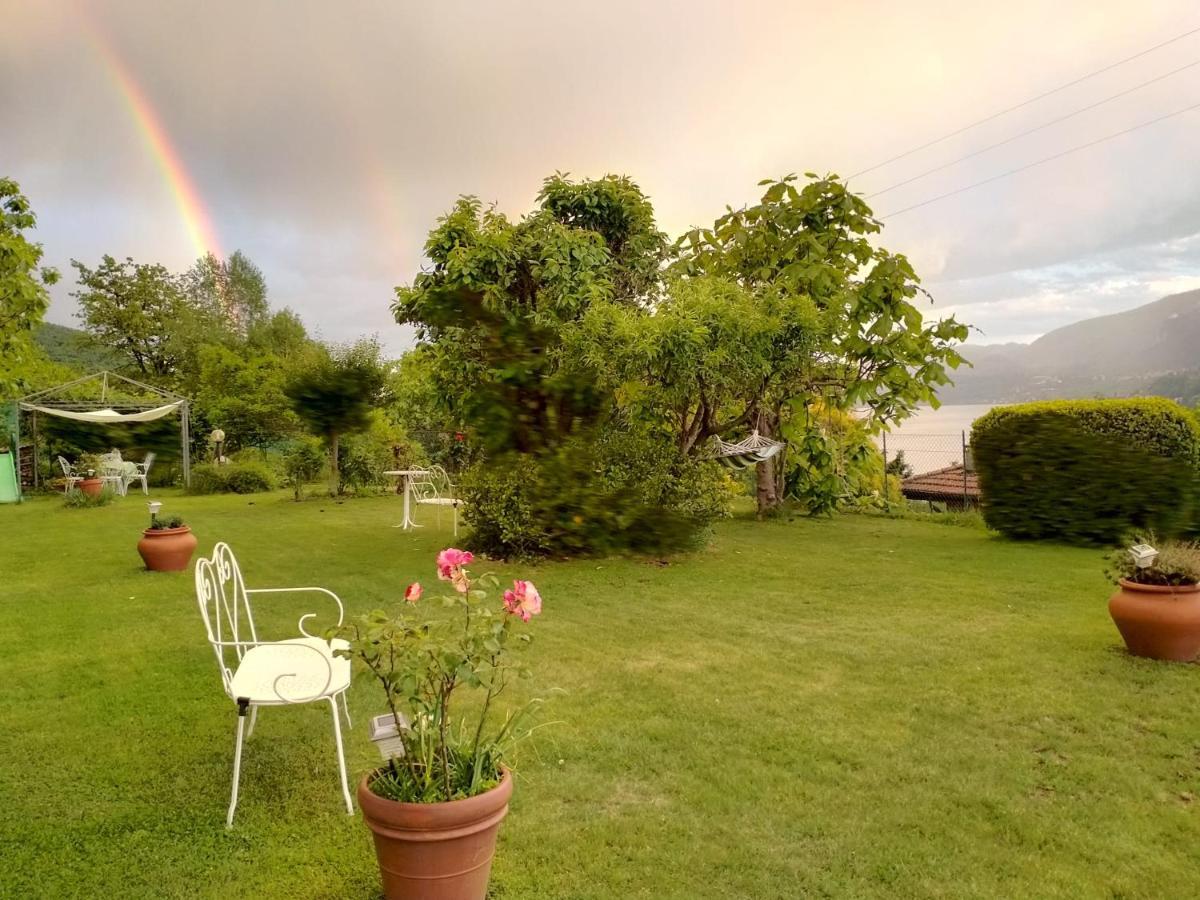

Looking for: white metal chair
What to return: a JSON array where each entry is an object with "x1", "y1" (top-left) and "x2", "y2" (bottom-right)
[
  {"x1": 194, "y1": 542, "x2": 353, "y2": 826},
  {"x1": 57, "y1": 456, "x2": 82, "y2": 492},
  {"x1": 124, "y1": 452, "x2": 155, "y2": 495},
  {"x1": 411, "y1": 464, "x2": 463, "y2": 536}
]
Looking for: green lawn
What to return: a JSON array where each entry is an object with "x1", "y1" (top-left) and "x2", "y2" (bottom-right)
[{"x1": 2, "y1": 490, "x2": 1198, "y2": 899}]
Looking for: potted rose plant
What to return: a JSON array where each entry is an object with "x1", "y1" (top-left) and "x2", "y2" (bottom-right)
[
  {"x1": 335, "y1": 548, "x2": 543, "y2": 900},
  {"x1": 137, "y1": 513, "x2": 199, "y2": 572},
  {"x1": 1107, "y1": 537, "x2": 1200, "y2": 661}
]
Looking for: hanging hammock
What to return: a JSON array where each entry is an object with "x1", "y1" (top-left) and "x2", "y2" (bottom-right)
[{"x1": 710, "y1": 430, "x2": 785, "y2": 470}]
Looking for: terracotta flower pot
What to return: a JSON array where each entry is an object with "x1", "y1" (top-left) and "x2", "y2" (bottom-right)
[
  {"x1": 357, "y1": 768, "x2": 512, "y2": 900},
  {"x1": 137, "y1": 526, "x2": 198, "y2": 572},
  {"x1": 1108, "y1": 578, "x2": 1200, "y2": 662},
  {"x1": 79, "y1": 478, "x2": 103, "y2": 497}
]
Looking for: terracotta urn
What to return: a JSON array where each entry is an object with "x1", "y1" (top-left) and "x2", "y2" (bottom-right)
[
  {"x1": 357, "y1": 768, "x2": 512, "y2": 900},
  {"x1": 137, "y1": 526, "x2": 199, "y2": 572},
  {"x1": 79, "y1": 477, "x2": 104, "y2": 497},
  {"x1": 1108, "y1": 578, "x2": 1200, "y2": 662}
]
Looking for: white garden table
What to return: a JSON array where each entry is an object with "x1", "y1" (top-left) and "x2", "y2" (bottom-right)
[{"x1": 384, "y1": 469, "x2": 430, "y2": 530}]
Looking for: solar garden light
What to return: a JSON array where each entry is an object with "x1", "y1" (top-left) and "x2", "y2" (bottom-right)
[
  {"x1": 1129, "y1": 543, "x2": 1158, "y2": 569},
  {"x1": 210, "y1": 428, "x2": 225, "y2": 465},
  {"x1": 148, "y1": 500, "x2": 163, "y2": 527},
  {"x1": 368, "y1": 712, "x2": 411, "y2": 761}
]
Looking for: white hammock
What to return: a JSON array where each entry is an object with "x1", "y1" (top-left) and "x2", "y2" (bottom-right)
[{"x1": 711, "y1": 430, "x2": 785, "y2": 470}]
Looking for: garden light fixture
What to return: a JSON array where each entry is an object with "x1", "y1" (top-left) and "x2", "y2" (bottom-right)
[
  {"x1": 1129, "y1": 543, "x2": 1158, "y2": 569},
  {"x1": 148, "y1": 500, "x2": 163, "y2": 526},
  {"x1": 368, "y1": 712, "x2": 410, "y2": 761}
]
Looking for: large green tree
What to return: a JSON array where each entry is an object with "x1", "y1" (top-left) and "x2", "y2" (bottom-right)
[
  {"x1": 183, "y1": 250, "x2": 269, "y2": 332},
  {"x1": 670, "y1": 174, "x2": 968, "y2": 513},
  {"x1": 1, "y1": 178, "x2": 59, "y2": 394},
  {"x1": 284, "y1": 338, "x2": 389, "y2": 492},
  {"x1": 393, "y1": 174, "x2": 729, "y2": 557},
  {"x1": 70, "y1": 255, "x2": 188, "y2": 380}
]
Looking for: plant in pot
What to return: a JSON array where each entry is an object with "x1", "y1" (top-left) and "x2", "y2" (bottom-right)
[
  {"x1": 77, "y1": 453, "x2": 104, "y2": 496},
  {"x1": 334, "y1": 548, "x2": 544, "y2": 900},
  {"x1": 1106, "y1": 536, "x2": 1200, "y2": 661},
  {"x1": 137, "y1": 511, "x2": 199, "y2": 572}
]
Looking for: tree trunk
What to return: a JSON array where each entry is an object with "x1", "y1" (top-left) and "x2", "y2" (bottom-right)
[
  {"x1": 754, "y1": 408, "x2": 784, "y2": 519},
  {"x1": 755, "y1": 456, "x2": 778, "y2": 518},
  {"x1": 328, "y1": 431, "x2": 340, "y2": 496}
]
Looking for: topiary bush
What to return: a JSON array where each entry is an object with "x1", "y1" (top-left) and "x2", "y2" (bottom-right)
[
  {"x1": 971, "y1": 398, "x2": 1200, "y2": 544},
  {"x1": 186, "y1": 461, "x2": 276, "y2": 495}
]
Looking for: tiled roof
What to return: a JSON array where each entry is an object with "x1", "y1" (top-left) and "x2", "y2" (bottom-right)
[{"x1": 901, "y1": 464, "x2": 979, "y2": 500}]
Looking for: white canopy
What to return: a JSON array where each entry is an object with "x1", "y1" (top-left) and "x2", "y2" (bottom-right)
[{"x1": 20, "y1": 402, "x2": 184, "y2": 423}]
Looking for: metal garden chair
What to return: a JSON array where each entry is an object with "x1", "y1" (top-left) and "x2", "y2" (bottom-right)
[
  {"x1": 124, "y1": 452, "x2": 155, "y2": 495},
  {"x1": 411, "y1": 464, "x2": 463, "y2": 536},
  {"x1": 194, "y1": 542, "x2": 353, "y2": 826},
  {"x1": 57, "y1": 456, "x2": 82, "y2": 493}
]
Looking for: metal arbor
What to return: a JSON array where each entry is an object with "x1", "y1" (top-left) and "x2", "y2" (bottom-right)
[{"x1": 15, "y1": 370, "x2": 192, "y2": 488}]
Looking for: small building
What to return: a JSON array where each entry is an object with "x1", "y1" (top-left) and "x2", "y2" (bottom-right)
[{"x1": 901, "y1": 463, "x2": 980, "y2": 510}]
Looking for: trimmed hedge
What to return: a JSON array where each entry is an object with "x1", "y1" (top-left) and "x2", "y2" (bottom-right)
[{"x1": 971, "y1": 398, "x2": 1200, "y2": 544}]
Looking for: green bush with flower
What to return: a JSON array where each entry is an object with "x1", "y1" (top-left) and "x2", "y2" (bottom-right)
[{"x1": 335, "y1": 548, "x2": 543, "y2": 803}]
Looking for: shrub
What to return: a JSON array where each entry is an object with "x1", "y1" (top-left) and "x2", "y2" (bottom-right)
[
  {"x1": 63, "y1": 487, "x2": 117, "y2": 508},
  {"x1": 971, "y1": 399, "x2": 1200, "y2": 544},
  {"x1": 186, "y1": 461, "x2": 276, "y2": 495},
  {"x1": 462, "y1": 428, "x2": 733, "y2": 559},
  {"x1": 282, "y1": 438, "x2": 325, "y2": 500}
]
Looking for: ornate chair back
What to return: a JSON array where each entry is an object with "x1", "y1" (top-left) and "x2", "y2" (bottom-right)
[{"x1": 194, "y1": 542, "x2": 260, "y2": 697}]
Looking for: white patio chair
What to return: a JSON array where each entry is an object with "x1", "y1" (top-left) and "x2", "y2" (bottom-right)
[
  {"x1": 194, "y1": 541, "x2": 353, "y2": 826},
  {"x1": 411, "y1": 464, "x2": 463, "y2": 536},
  {"x1": 57, "y1": 456, "x2": 82, "y2": 493},
  {"x1": 124, "y1": 452, "x2": 155, "y2": 495}
]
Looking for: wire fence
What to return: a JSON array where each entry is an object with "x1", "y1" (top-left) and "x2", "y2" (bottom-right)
[{"x1": 876, "y1": 432, "x2": 969, "y2": 478}]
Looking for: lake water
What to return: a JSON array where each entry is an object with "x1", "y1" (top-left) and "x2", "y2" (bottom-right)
[{"x1": 872, "y1": 404, "x2": 995, "y2": 475}]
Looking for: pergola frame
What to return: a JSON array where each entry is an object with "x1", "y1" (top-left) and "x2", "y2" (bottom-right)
[{"x1": 16, "y1": 370, "x2": 192, "y2": 488}]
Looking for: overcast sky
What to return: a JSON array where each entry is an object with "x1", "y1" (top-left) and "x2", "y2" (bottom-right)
[{"x1": 4, "y1": 0, "x2": 1200, "y2": 353}]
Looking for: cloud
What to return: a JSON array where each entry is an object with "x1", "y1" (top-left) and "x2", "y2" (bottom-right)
[{"x1": 5, "y1": 1, "x2": 1199, "y2": 354}]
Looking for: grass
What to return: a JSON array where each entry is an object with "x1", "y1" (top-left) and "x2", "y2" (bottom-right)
[{"x1": 2, "y1": 490, "x2": 1199, "y2": 898}]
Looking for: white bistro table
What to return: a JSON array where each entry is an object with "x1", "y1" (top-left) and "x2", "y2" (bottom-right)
[{"x1": 384, "y1": 469, "x2": 430, "y2": 530}]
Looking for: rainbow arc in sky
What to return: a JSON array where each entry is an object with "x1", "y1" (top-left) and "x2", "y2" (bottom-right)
[{"x1": 80, "y1": 11, "x2": 223, "y2": 262}]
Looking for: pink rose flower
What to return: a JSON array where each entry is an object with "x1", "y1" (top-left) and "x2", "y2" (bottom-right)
[
  {"x1": 436, "y1": 548, "x2": 474, "y2": 581},
  {"x1": 404, "y1": 582, "x2": 422, "y2": 604},
  {"x1": 502, "y1": 579, "x2": 542, "y2": 622}
]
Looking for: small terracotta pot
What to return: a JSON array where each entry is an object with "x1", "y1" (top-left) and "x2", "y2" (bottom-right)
[
  {"x1": 1108, "y1": 578, "x2": 1200, "y2": 662},
  {"x1": 357, "y1": 768, "x2": 512, "y2": 900},
  {"x1": 137, "y1": 526, "x2": 198, "y2": 572},
  {"x1": 79, "y1": 478, "x2": 103, "y2": 497}
]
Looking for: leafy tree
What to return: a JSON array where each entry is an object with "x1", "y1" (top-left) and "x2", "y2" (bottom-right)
[
  {"x1": 70, "y1": 255, "x2": 188, "y2": 380},
  {"x1": 284, "y1": 339, "x2": 389, "y2": 492},
  {"x1": 193, "y1": 344, "x2": 300, "y2": 450},
  {"x1": 183, "y1": 250, "x2": 269, "y2": 332},
  {"x1": 248, "y1": 308, "x2": 311, "y2": 356},
  {"x1": 671, "y1": 174, "x2": 968, "y2": 514},
  {"x1": 1, "y1": 177, "x2": 59, "y2": 394},
  {"x1": 393, "y1": 174, "x2": 727, "y2": 557}
]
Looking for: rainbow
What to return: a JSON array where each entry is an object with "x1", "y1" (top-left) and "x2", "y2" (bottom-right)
[{"x1": 78, "y1": 11, "x2": 222, "y2": 261}]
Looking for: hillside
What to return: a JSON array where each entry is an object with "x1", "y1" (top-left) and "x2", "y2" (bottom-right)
[
  {"x1": 940, "y1": 288, "x2": 1200, "y2": 404},
  {"x1": 34, "y1": 322, "x2": 122, "y2": 372}
]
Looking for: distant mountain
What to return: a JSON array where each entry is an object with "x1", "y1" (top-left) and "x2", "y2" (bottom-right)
[
  {"x1": 940, "y1": 289, "x2": 1200, "y2": 404},
  {"x1": 34, "y1": 322, "x2": 122, "y2": 373}
]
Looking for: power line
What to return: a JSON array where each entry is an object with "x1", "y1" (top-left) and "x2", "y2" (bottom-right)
[
  {"x1": 867, "y1": 58, "x2": 1200, "y2": 199},
  {"x1": 849, "y1": 24, "x2": 1200, "y2": 179},
  {"x1": 880, "y1": 99, "x2": 1200, "y2": 219}
]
